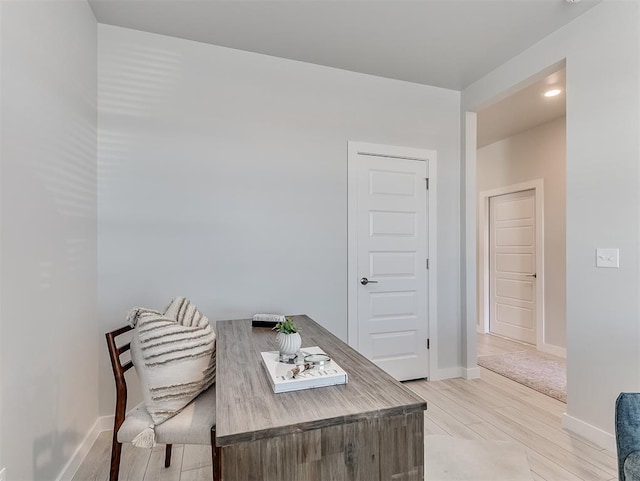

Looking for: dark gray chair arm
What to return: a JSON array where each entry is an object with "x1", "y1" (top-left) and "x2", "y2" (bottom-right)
[{"x1": 616, "y1": 393, "x2": 640, "y2": 481}]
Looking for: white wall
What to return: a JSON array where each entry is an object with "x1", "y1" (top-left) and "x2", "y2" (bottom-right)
[
  {"x1": 463, "y1": 0, "x2": 639, "y2": 446},
  {"x1": 0, "y1": 1, "x2": 98, "y2": 479},
  {"x1": 0, "y1": 0, "x2": 4, "y2": 472},
  {"x1": 477, "y1": 117, "x2": 566, "y2": 350},
  {"x1": 98, "y1": 25, "x2": 461, "y2": 413}
]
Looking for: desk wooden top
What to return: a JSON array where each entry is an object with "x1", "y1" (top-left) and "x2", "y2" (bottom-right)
[{"x1": 215, "y1": 315, "x2": 426, "y2": 446}]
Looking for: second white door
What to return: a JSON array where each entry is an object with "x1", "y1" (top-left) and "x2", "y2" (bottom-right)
[
  {"x1": 355, "y1": 153, "x2": 429, "y2": 381},
  {"x1": 489, "y1": 189, "x2": 536, "y2": 344}
]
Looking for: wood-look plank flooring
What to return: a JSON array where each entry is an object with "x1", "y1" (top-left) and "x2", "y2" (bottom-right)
[
  {"x1": 74, "y1": 334, "x2": 615, "y2": 481},
  {"x1": 477, "y1": 331, "x2": 537, "y2": 357}
]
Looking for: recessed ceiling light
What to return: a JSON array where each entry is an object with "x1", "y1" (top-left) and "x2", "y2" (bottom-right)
[{"x1": 544, "y1": 89, "x2": 562, "y2": 97}]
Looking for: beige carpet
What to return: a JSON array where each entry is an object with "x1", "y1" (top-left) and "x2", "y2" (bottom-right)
[
  {"x1": 477, "y1": 350, "x2": 566, "y2": 403},
  {"x1": 425, "y1": 435, "x2": 533, "y2": 481}
]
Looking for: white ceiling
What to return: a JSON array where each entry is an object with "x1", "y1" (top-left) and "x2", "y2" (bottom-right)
[
  {"x1": 89, "y1": 0, "x2": 599, "y2": 91},
  {"x1": 477, "y1": 67, "x2": 566, "y2": 147}
]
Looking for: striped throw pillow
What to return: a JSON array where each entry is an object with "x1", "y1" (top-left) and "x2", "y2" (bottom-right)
[{"x1": 127, "y1": 297, "x2": 216, "y2": 447}]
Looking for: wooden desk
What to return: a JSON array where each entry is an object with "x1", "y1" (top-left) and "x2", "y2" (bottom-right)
[{"x1": 216, "y1": 315, "x2": 426, "y2": 481}]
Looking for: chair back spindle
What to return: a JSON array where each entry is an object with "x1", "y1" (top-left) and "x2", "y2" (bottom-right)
[{"x1": 106, "y1": 325, "x2": 134, "y2": 433}]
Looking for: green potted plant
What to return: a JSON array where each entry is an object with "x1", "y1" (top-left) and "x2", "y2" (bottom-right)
[{"x1": 274, "y1": 316, "x2": 301, "y2": 356}]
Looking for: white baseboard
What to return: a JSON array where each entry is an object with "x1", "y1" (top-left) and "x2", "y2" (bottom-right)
[
  {"x1": 562, "y1": 413, "x2": 615, "y2": 452},
  {"x1": 539, "y1": 343, "x2": 567, "y2": 359},
  {"x1": 463, "y1": 366, "x2": 481, "y2": 379},
  {"x1": 56, "y1": 418, "x2": 102, "y2": 481},
  {"x1": 56, "y1": 416, "x2": 114, "y2": 481},
  {"x1": 100, "y1": 415, "x2": 114, "y2": 432},
  {"x1": 430, "y1": 365, "x2": 480, "y2": 381},
  {"x1": 430, "y1": 367, "x2": 462, "y2": 381}
]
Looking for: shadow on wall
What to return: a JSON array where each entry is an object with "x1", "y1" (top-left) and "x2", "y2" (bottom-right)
[
  {"x1": 31, "y1": 371, "x2": 78, "y2": 481},
  {"x1": 33, "y1": 430, "x2": 78, "y2": 481}
]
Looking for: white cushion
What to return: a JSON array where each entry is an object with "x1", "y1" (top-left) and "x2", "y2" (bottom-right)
[
  {"x1": 129, "y1": 297, "x2": 216, "y2": 427},
  {"x1": 118, "y1": 384, "x2": 216, "y2": 445}
]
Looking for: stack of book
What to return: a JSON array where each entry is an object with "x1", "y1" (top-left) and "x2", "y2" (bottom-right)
[{"x1": 260, "y1": 346, "x2": 348, "y2": 393}]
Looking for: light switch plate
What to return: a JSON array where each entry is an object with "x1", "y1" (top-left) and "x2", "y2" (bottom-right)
[{"x1": 596, "y1": 248, "x2": 619, "y2": 268}]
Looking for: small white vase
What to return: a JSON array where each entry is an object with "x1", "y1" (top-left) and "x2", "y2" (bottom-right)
[{"x1": 276, "y1": 332, "x2": 302, "y2": 356}]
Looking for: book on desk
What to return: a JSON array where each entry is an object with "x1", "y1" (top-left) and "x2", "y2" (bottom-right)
[{"x1": 260, "y1": 346, "x2": 348, "y2": 394}]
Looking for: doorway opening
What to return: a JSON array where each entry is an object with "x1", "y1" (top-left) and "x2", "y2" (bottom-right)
[{"x1": 474, "y1": 66, "x2": 567, "y2": 402}]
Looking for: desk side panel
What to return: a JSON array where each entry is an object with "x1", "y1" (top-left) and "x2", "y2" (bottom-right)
[{"x1": 220, "y1": 411, "x2": 424, "y2": 481}]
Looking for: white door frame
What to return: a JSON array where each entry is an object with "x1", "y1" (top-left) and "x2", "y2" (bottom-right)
[
  {"x1": 478, "y1": 179, "x2": 545, "y2": 351},
  {"x1": 347, "y1": 141, "x2": 437, "y2": 379}
]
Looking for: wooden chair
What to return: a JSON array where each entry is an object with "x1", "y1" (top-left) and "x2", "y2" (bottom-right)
[{"x1": 106, "y1": 325, "x2": 221, "y2": 481}]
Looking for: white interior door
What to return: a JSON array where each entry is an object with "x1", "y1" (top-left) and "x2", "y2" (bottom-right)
[
  {"x1": 489, "y1": 189, "x2": 536, "y2": 344},
  {"x1": 353, "y1": 152, "x2": 429, "y2": 381}
]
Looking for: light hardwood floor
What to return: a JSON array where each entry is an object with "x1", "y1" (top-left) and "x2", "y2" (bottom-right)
[
  {"x1": 74, "y1": 335, "x2": 614, "y2": 481},
  {"x1": 477, "y1": 331, "x2": 538, "y2": 357}
]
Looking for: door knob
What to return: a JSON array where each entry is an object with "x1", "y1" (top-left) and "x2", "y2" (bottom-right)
[{"x1": 360, "y1": 277, "x2": 378, "y2": 285}]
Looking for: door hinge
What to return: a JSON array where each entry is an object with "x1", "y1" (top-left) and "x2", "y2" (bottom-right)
[
  {"x1": 427, "y1": 339, "x2": 430, "y2": 349},
  {"x1": 425, "y1": 178, "x2": 429, "y2": 190},
  {"x1": 426, "y1": 258, "x2": 429, "y2": 269}
]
